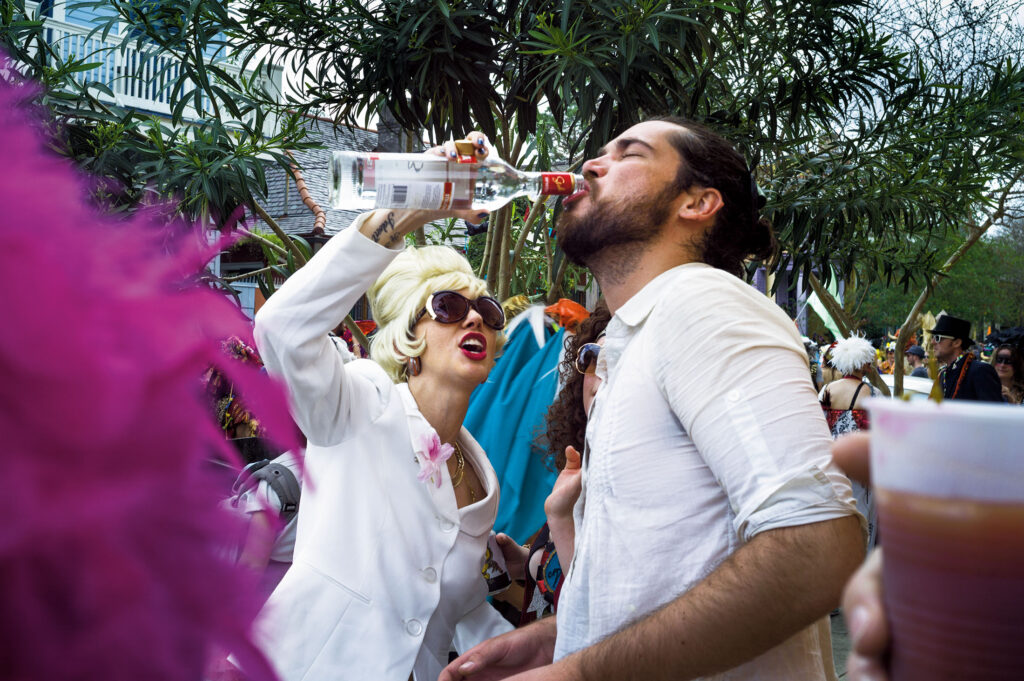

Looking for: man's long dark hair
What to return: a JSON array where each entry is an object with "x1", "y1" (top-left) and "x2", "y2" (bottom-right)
[{"x1": 651, "y1": 116, "x2": 777, "y2": 276}]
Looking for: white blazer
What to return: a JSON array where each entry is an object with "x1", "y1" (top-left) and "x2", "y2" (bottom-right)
[{"x1": 253, "y1": 218, "x2": 512, "y2": 681}]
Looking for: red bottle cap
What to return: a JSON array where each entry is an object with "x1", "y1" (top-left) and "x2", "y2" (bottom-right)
[{"x1": 540, "y1": 173, "x2": 576, "y2": 195}]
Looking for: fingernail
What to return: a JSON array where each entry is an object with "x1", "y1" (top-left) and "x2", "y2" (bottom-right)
[
  {"x1": 459, "y1": 661, "x2": 476, "y2": 673},
  {"x1": 476, "y1": 147, "x2": 486, "y2": 155},
  {"x1": 449, "y1": 150, "x2": 457, "y2": 158},
  {"x1": 476, "y1": 212, "x2": 488, "y2": 219},
  {"x1": 848, "y1": 606, "x2": 869, "y2": 646},
  {"x1": 477, "y1": 137, "x2": 485, "y2": 146}
]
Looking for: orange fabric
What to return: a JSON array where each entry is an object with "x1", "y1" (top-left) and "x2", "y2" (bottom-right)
[
  {"x1": 544, "y1": 299, "x2": 589, "y2": 333},
  {"x1": 355, "y1": 320, "x2": 377, "y2": 334}
]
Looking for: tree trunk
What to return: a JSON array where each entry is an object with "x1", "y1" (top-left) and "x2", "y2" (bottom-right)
[
  {"x1": 547, "y1": 256, "x2": 569, "y2": 305},
  {"x1": 509, "y1": 195, "x2": 546, "y2": 279},
  {"x1": 497, "y1": 208, "x2": 513, "y2": 301},
  {"x1": 477, "y1": 219, "x2": 493, "y2": 279},
  {"x1": 808, "y1": 272, "x2": 891, "y2": 397},
  {"x1": 486, "y1": 207, "x2": 505, "y2": 290}
]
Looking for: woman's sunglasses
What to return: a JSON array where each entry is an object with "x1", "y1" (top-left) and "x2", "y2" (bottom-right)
[
  {"x1": 414, "y1": 290, "x2": 505, "y2": 330},
  {"x1": 995, "y1": 354, "x2": 1013, "y2": 365},
  {"x1": 574, "y1": 343, "x2": 602, "y2": 375}
]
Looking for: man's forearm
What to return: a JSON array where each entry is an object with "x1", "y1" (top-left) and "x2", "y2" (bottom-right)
[{"x1": 565, "y1": 515, "x2": 864, "y2": 681}]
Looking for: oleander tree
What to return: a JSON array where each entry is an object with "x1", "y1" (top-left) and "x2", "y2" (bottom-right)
[
  {"x1": 236, "y1": 0, "x2": 1024, "y2": 305},
  {"x1": 4, "y1": 0, "x2": 1024, "y2": 329}
]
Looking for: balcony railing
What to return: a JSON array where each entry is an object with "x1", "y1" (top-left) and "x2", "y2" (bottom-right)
[
  {"x1": 26, "y1": 1, "x2": 279, "y2": 123},
  {"x1": 44, "y1": 17, "x2": 192, "y2": 115}
]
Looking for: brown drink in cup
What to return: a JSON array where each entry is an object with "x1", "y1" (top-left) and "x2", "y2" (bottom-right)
[{"x1": 868, "y1": 399, "x2": 1024, "y2": 681}]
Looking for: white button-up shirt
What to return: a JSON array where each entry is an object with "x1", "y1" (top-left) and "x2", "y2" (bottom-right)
[{"x1": 554, "y1": 263, "x2": 861, "y2": 680}]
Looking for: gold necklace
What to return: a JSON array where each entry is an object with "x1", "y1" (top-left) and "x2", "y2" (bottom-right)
[
  {"x1": 450, "y1": 442, "x2": 466, "y2": 488},
  {"x1": 451, "y1": 442, "x2": 476, "y2": 503}
]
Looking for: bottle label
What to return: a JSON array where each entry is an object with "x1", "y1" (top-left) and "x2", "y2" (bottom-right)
[
  {"x1": 364, "y1": 157, "x2": 472, "y2": 209},
  {"x1": 540, "y1": 173, "x2": 577, "y2": 196}
]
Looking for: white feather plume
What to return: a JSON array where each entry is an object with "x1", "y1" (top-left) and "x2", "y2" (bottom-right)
[{"x1": 829, "y1": 335, "x2": 876, "y2": 374}]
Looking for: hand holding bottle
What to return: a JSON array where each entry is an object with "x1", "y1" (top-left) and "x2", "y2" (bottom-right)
[
  {"x1": 357, "y1": 132, "x2": 494, "y2": 247},
  {"x1": 335, "y1": 132, "x2": 583, "y2": 216}
]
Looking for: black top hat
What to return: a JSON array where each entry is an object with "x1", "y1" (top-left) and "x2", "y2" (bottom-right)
[{"x1": 930, "y1": 314, "x2": 974, "y2": 346}]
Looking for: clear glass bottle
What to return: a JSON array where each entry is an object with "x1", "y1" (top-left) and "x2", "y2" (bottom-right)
[{"x1": 329, "y1": 149, "x2": 584, "y2": 211}]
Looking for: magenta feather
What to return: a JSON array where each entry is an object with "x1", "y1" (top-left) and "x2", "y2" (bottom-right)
[{"x1": 0, "y1": 61, "x2": 298, "y2": 680}]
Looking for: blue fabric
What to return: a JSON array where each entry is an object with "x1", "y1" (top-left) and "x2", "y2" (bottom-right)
[{"x1": 466, "y1": 322, "x2": 564, "y2": 543}]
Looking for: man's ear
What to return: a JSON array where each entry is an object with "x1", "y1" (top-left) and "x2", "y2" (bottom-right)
[{"x1": 677, "y1": 186, "x2": 723, "y2": 223}]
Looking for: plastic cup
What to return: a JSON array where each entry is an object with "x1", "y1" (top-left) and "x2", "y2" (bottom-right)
[{"x1": 868, "y1": 399, "x2": 1024, "y2": 681}]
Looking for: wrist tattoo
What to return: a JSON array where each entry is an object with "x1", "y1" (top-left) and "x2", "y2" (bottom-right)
[{"x1": 370, "y1": 211, "x2": 398, "y2": 244}]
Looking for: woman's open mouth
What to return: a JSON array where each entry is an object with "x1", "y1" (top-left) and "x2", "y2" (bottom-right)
[{"x1": 459, "y1": 332, "x2": 488, "y2": 360}]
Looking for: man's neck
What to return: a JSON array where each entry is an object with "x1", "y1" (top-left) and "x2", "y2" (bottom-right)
[
  {"x1": 941, "y1": 351, "x2": 967, "y2": 368},
  {"x1": 588, "y1": 237, "x2": 700, "y2": 313}
]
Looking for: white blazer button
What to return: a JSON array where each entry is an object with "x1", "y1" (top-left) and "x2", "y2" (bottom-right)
[
  {"x1": 422, "y1": 567, "x2": 437, "y2": 582},
  {"x1": 405, "y1": 619, "x2": 423, "y2": 636},
  {"x1": 439, "y1": 518, "x2": 456, "y2": 532}
]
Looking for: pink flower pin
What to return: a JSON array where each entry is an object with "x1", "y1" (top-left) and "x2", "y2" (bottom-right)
[{"x1": 415, "y1": 431, "x2": 454, "y2": 488}]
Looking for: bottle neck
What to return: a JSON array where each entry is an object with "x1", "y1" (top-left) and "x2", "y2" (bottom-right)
[{"x1": 534, "y1": 172, "x2": 582, "y2": 197}]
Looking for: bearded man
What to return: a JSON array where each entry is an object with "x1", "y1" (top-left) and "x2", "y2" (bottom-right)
[{"x1": 442, "y1": 118, "x2": 865, "y2": 681}]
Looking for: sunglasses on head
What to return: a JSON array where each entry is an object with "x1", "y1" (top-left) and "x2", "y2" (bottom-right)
[
  {"x1": 574, "y1": 342, "x2": 602, "y2": 375},
  {"x1": 995, "y1": 354, "x2": 1013, "y2": 365},
  {"x1": 414, "y1": 290, "x2": 505, "y2": 330}
]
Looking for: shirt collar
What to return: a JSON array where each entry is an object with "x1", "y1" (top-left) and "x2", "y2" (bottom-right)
[{"x1": 614, "y1": 262, "x2": 711, "y2": 328}]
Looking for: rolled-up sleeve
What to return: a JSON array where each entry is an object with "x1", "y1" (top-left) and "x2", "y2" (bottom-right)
[{"x1": 654, "y1": 277, "x2": 863, "y2": 542}]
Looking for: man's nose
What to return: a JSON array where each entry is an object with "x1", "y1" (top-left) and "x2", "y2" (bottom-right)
[{"x1": 581, "y1": 156, "x2": 606, "y2": 178}]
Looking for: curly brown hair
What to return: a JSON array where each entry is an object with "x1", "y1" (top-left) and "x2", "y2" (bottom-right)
[{"x1": 543, "y1": 300, "x2": 612, "y2": 470}]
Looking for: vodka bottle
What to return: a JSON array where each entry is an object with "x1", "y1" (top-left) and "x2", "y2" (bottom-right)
[{"x1": 329, "y1": 148, "x2": 584, "y2": 212}]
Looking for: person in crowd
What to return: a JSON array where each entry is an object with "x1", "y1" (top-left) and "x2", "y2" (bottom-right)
[
  {"x1": 229, "y1": 449, "x2": 304, "y2": 599},
  {"x1": 879, "y1": 342, "x2": 897, "y2": 374},
  {"x1": 929, "y1": 314, "x2": 1002, "y2": 402},
  {"x1": 442, "y1": 117, "x2": 864, "y2": 681},
  {"x1": 251, "y1": 134, "x2": 513, "y2": 681},
  {"x1": 904, "y1": 344, "x2": 928, "y2": 378},
  {"x1": 819, "y1": 341, "x2": 842, "y2": 386},
  {"x1": 497, "y1": 303, "x2": 612, "y2": 625},
  {"x1": 819, "y1": 335, "x2": 880, "y2": 547},
  {"x1": 991, "y1": 343, "x2": 1024, "y2": 404}
]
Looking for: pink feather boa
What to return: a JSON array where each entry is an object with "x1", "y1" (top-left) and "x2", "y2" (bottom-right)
[{"x1": 0, "y1": 59, "x2": 298, "y2": 681}]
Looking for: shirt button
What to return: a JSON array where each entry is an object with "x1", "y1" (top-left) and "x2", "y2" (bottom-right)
[
  {"x1": 405, "y1": 619, "x2": 423, "y2": 636},
  {"x1": 727, "y1": 389, "x2": 741, "y2": 403},
  {"x1": 439, "y1": 518, "x2": 456, "y2": 532},
  {"x1": 422, "y1": 567, "x2": 437, "y2": 583}
]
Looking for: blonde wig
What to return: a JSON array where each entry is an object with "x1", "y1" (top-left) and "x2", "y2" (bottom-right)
[
  {"x1": 829, "y1": 335, "x2": 876, "y2": 375},
  {"x1": 367, "y1": 245, "x2": 505, "y2": 383}
]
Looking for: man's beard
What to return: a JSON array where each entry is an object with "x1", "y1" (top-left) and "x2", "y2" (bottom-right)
[{"x1": 558, "y1": 182, "x2": 679, "y2": 268}]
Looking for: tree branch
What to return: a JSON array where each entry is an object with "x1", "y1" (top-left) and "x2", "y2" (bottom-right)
[
  {"x1": 808, "y1": 272, "x2": 891, "y2": 396},
  {"x1": 251, "y1": 202, "x2": 307, "y2": 267},
  {"x1": 237, "y1": 227, "x2": 289, "y2": 258},
  {"x1": 893, "y1": 169, "x2": 1024, "y2": 395},
  {"x1": 509, "y1": 194, "x2": 546, "y2": 279}
]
